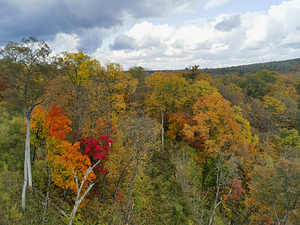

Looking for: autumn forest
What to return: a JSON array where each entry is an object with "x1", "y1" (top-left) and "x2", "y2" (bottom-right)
[{"x1": 1, "y1": 37, "x2": 300, "y2": 224}]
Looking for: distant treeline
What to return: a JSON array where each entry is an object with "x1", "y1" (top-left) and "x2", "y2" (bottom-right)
[{"x1": 144, "y1": 57, "x2": 300, "y2": 77}]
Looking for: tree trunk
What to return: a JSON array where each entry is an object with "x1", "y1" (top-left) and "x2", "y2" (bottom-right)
[
  {"x1": 21, "y1": 159, "x2": 27, "y2": 211},
  {"x1": 25, "y1": 116, "x2": 32, "y2": 187},
  {"x1": 208, "y1": 190, "x2": 219, "y2": 225},
  {"x1": 68, "y1": 201, "x2": 80, "y2": 225},
  {"x1": 208, "y1": 155, "x2": 222, "y2": 225},
  {"x1": 22, "y1": 115, "x2": 32, "y2": 211},
  {"x1": 125, "y1": 161, "x2": 139, "y2": 224},
  {"x1": 114, "y1": 159, "x2": 133, "y2": 200},
  {"x1": 68, "y1": 182, "x2": 95, "y2": 225},
  {"x1": 68, "y1": 161, "x2": 100, "y2": 225},
  {"x1": 114, "y1": 167, "x2": 127, "y2": 200}
]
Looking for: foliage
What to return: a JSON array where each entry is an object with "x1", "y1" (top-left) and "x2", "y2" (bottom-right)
[
  {"x1": 2, "y1": 38, "x2": 300, "y2": 224},
  {"x1": 80, "y1": 121, "x2": 114, "y2": 174},
  {"x1": 148, "y1": 151, "x2": 192, "y2": 224},
  {"x1": 0, "y1": 167, "x2": 23, "y2": 224},
  {"x1": 184, "y1": 94, "x2": 254, "y2": 157},
  {"x1": 30, "y1": 104, "x2": 96, "y2": 193},
  {"x1": 250, "y1": 158, "x2": 300, "y2": 224},
  {"x1": 146, "y1": 71, "x2": 190, "y2": 116},
  {"x1": 0, "y1": 106, "x2": 25, "y2": 171},
  {"x1": 62, "y1": 51, "x2": 99, "y2": 86},
  {"x1": 241, "y1": 75, "x2": 269, "y2": 100},
  {"x1": 0, "y1": 37, "x2": 59, "y2": 111},
  {"x1": 0, "y1": 77, "x2": 9, "y2": 100}
]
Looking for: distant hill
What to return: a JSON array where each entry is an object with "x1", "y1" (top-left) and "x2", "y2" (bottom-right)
[
  {"x1": 142, "y1": 58, "x2": 300, "y2": 77},
  {"x1": 200, "y1": 58, "x2": 300, "y2": 76}
]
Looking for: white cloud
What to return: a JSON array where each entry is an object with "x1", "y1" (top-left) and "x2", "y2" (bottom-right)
[
  {"x1": 94, "y1": 0, "x2": 300, "y2": 70},
  {"x1": 242, "y1": 0, "x2": 300, "y2": 50},
  {"x1": 204, "y1": 0, "x2": 230, "y2": 9},
  {"x1": 47, "y1": 33, "x2": 80, "y2": 53},
  {"x1": 241, "y1": 14, "x2": 268, "y2": 50},
  {"x1": 126, "y1": 21, "x2": 173, "y2": 43}
]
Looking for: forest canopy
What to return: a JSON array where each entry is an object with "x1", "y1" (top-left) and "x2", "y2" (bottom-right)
[{"x1": 1, "y1": 37, "x2": 300, "y2": 225}]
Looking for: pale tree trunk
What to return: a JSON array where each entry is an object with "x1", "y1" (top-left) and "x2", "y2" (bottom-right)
[
  {"x1": 282, "y1": 179, "x2": 294, "y2": 225},
  {"x1": 68, "y1": 179, "x2": 94, "y2": 225},
  {"x1": 68, "y1": 160, "x2": 100, "y2": 225},
  {"x1": 21, "y1": 155, "x2": 28, "y2": 211},
  {"x1": 22, "y1": 115, "x2": 33, "y2": 211},
  {"x1": 25, "y1": 116, "x2": 33, "y2": 187},
  {"x1": 68, "y1": 181, "x2": 94, "y2": 225}
]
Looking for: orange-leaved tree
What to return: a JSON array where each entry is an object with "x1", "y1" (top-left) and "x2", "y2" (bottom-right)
[
  {"x1": 183, "y1": 94, "x2": 257, "y2": 224},
  {"x1": 30, "y1": 104, "x2": 96, "y2": 192},
  {"x1": 183, "y1": 94, "x2": 255, "y2": 157}
]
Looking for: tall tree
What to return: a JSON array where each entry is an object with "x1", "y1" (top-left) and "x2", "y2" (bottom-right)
[
  {"x1": 184, "y1": 94, "x2": 254, "y2": 157},
  {"x1": 146, "y1": 71, "x2": 190, "y2": 149},
  {"x1": 62, "y1": 51, "x2": 99, "y2": 142},
  {"x1": 183, "y1": 94, "x2": 256, "y2": 223},
  {"x1": 88, "y1": 62, "x2": 137, "y2": 139},
  {"x1": 0, "y1": 37, "x2": 60, "y2": 210}
]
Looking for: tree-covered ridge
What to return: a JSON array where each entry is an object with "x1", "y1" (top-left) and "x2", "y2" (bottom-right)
[
  {"x1": 1, "y1": 37, "x2": 300, "y2": 224},
  {"x1": 147, "y1": 58, "x2": 300, "y2": 78},
  {"x1": 201, "y1": 57, "x2": 300, "y2": 76}
]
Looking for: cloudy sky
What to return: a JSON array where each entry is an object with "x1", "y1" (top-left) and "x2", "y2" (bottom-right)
[{"x1": 1, "y1": 0, "x2": 300, "y2": 70}]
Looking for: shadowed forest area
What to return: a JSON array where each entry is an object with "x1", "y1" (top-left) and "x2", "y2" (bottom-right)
[{"x1": 1, "y1": 37, "x2": 300, "y2": 224}]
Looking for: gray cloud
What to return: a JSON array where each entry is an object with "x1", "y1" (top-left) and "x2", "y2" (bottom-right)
[
  {"x1": 110, "y1": 34, "x2": 138, "y2": 50},
  {"x1": 110, "y1": 33, "x2": 166, "y2": 51},
  {"x1": 0, "y1": 0, "x2": 198, "y2": 51},
  {"x1": 280, "y1": 42, "x2": 300, "y2": 49},
  {"x1": 172, "y1": 39, "x2": 184, "y2": 49},
  {"x1": 215, "y1": 14, "x2": 241, "y2": 32},
  {"x1": 140, "y1": 36, "x2": 165, "y2": 50}
]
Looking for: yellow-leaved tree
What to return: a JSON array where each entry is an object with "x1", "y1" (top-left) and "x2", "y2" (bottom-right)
[
  {"x1": 87, "y1": 61, "x2": 137, "y2": 138},
  {"x1": 62, "y1": 51, "x2": 100, "y2": 142},
  {"x1": 145, "y1": 71, "x2": 191, "y2": 149}
]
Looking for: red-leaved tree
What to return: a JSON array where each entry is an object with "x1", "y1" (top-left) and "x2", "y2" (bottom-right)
[{"x1": 80, "y1": 121, "x2": 114, "y2": 174}]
